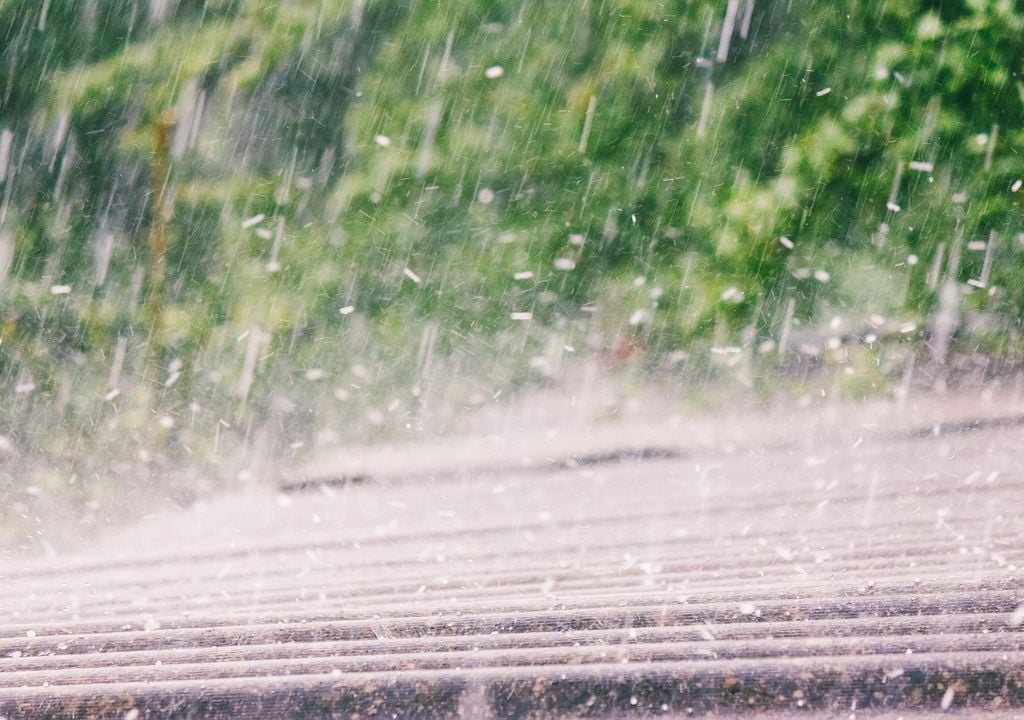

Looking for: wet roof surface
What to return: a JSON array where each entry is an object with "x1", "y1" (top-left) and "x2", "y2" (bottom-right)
[{"x1": 2, "y1": 398, "x2": 1023, "y2": 718}]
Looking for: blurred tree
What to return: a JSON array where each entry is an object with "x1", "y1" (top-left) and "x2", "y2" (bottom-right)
[{"x1": 0, "y1": 0, "x2": 1022, "y2": 535}]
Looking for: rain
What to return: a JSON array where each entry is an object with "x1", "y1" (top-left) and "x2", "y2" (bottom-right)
[{"x1": 1, "y1": 0, "x2": 1024, "y2": 717}]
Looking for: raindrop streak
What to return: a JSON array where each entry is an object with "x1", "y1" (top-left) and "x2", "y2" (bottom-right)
[
  {"x1": 578, "y1": 95, "x2": 598, "y2": 154},
  {"x1": 236, "y1": 329, "x2": 268, "y2": 401},
  {"x1": 696, "y1": 81, "x2": 714, "y2": 140},
  {"x1": 886, "y1": 161, "x2": 904, "y2": 215},
  {"x1": 37, "y1": 0, "x2": 51, "y2": 31},
  {"x1": 0, "y1": 128, "x2": 13, "y2": 183},
  {"x1": 266, "y1": 217, "x2": 285, "y2": 273},
  {"x1": 983, "y1": 123, "x2": 998, "y2": 171},
  {"x1": 417, "y1": 100, "x2": 443, "y2": 176},
  {"x1": 777, "y1": 298, "x2": 796, "y2": 357},
  {"x1": 416, "y1": 323, "x2": 438, "y2": 378},
  {"x1": 106, "y1": 337, "x2": 128, "y2": 394},
  {"x1": 926, "y1": 242, "x2": 946, "y2": 291},
  {"x1": 739, "y1": 0, "x2": 755, "y2": 39},
  {"x1": 0, "y1": 231, "x2": 12, "y2": 290},
  {"x1": 716, "y1": 0, "x2": 741, "y2": 63},
  {"x1": 979, "y1": 230, "x2": 997, "y2": 288}
]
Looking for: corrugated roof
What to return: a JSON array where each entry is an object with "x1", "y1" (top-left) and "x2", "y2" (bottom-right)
[{"x1": 1, "y1": 402, "x2": 1022, "y2": 718}]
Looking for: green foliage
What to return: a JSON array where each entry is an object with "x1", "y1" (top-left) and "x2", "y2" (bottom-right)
[{"x1": 1, "y1": 0, "x2": 1024, "y2": 543}]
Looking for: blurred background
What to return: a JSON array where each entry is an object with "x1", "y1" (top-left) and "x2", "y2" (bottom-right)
[{"x1": 1, "y1": 0, "x2": 1022, "y2": 550}]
